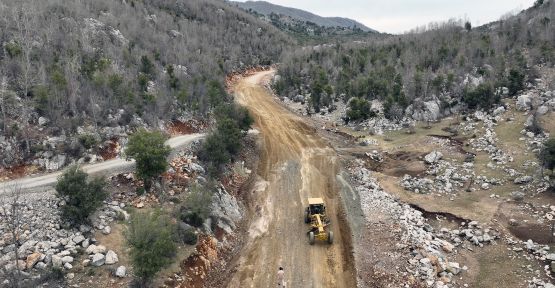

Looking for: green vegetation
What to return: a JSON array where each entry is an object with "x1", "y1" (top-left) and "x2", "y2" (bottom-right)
[
  {"x1": 541, "y1": 138, "x2": 555, "y2": 172},
  {"x1": 78, "y1": 134, "x2": 98, "y2": 150},
  {"x1": 126, "y1": 211, "x2": 177, "y2": 283},
  {"x1": 0, "y1": 0, "x2": 290, "y2": 140},
  {"x1": 55, "y1": 165, "x2": 107, "y2": 226},
  {"x1": 179, "y1": 185, "x2": 213, "y2": 227},
  {"x1": 463, "y1": 83, "x2": 498, "y2": 110},
  {"x1": 178, "y1": 226, "x2": 198, "y2": 245},
  {"x1": 540, "y1": 138, "x2": 555, "y2": 189},
  {"x1": 507, "y1": 69, "x2": 525, "y2": 96},
  {"x1": 4, "y1": 41, "x2": 22, "y2": 58},
  {"x1": 346, "y1": 97, "x2": 374, "y2": 122},
  {"x1": 125, "y1": 130, "x2": 171, "y2": 191},
  {"x1": 275, "y1": 3, "x2": 554, "y2": 118},
  {"x1": 200, "y1": 102, "x2": 254, "y2": 175}
]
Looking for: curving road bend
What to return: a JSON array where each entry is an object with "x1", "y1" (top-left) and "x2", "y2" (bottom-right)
[
  {"x1": 228, "y1": 71, "x2": 356, "y2": 287},
  {"x1": 0, "y1": 133, "x2": 205, "y2": 196}
]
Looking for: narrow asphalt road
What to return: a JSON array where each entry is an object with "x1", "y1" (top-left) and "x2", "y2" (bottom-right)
[{"x1": 0, "y1": 133, "x2": 205, "y2": 195}]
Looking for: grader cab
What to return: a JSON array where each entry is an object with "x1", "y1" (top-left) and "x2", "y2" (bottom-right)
[{"x1": 304, "y1": 198, "x2": 333, "y2": 245}]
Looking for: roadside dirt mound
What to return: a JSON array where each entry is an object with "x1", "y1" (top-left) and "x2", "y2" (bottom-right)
[
  {"x1": 0, "y1": 164, "x2": 39, "y2": 181},
  {"x1": 167, "y1": 119, "x2": 207, "y2": 136},
  {"x1": 173, "y1": 235, "x2": 219, "y2": 288},
  {"x1": 99, "y1": 137, "x2": 119, "y2": 160}
]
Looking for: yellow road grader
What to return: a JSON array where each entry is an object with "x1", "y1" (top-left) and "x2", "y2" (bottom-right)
[{"x1": 304, "y1": 198, "x2": 333, "y2": 245}]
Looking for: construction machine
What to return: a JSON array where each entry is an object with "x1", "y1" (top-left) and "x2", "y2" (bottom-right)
[{"x1": 304, "y1": 198, "x2": 333, "y2": 245}]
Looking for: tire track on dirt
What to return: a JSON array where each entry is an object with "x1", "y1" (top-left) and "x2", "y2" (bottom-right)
[{"x1": 227, "y1": 70, "x2": 356, "y2": 288}]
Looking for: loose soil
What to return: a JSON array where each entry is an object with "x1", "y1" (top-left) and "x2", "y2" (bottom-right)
[{"x1": 225, "y1": 70, "x2": 357, "y2": 287}]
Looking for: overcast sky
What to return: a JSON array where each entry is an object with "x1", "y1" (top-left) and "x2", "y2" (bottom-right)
[{"x1": 234, "y1": 0, "x2": 536, "y2": 33}]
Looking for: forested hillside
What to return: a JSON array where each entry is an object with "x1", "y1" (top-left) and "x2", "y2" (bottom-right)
[
  {"x1": 274, "y1": 0, "x2": 554, "y2": 121},
  {"x1": 0, "y1": 0, "x2": 290, "y2": 133},
  {"x1": 0, "y1": 0, "x2": 291, "y2": 167}
]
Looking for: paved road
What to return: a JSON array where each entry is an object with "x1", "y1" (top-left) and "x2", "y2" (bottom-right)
[{"x1": 0, "y1": 133, "x2": 205, "y2": 195}]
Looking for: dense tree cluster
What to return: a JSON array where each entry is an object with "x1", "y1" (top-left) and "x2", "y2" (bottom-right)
[
  {"x1": 199, "y1": 99, "x2": 254, "y2": 175},
  {"x1": 274, "y1": 2, "x2": 555, "y2": 119}
]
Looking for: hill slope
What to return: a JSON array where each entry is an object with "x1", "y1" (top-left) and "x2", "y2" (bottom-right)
[
  {"x1": 274, "y1": 1, "x2": 554, "y2": 120},
  {"x1": 233, "y1": 1, "x2": 376, "y2": 32},
  {"x1": 0, "y1": 0, "x2": 291, "y2": 167}
]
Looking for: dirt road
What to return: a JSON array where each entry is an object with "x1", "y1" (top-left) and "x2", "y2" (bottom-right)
[
  {"x1": 228, "y1": 71, "x2": 356, "y2": 287},
  {"x1": 0, "y1": 133, "x2": 205, "y2": 196}
]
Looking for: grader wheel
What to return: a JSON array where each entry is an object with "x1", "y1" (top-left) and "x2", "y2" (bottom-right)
[
  {"x1": 327, "y1": 231, "x2": 334, "y2": 244},
  {"x1": 304, "y1": 210, "x2": 310, "y2": 224},
  {"x1": 308, "y1": 231, "x2": 315, "y2": 245}
]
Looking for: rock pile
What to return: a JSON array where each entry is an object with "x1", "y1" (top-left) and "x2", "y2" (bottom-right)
[
  {"x1": 351, "y1": 162, "x2": 466, "y2": 287},
  {"x1": 0, "y1": 194, "x2": 125, "y2": 283},
  {"x1": 400, "y1": 175, "x2": 434, "y2": 194}
]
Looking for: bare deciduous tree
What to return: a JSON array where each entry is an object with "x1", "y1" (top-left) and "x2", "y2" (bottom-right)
[{"x1": 1, "y1": 183, "x2": 25, "y2": 288}]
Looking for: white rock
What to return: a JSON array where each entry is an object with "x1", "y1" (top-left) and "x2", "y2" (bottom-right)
[
  {"x1": 38, "y1": 117, "x2": 49, "y2": 126},
  {"x1": 86, "y1": 244, "x2": 106, "y2": 255},
  {"x1": 91, "y1": 253, "x2": 105, "y2": 267},
  {"x1": 516, "y1": 94, "x2": 532, "y2": 111},
  {"x1": 72, "y1": 235, "x2": 85, "y2": 244},
  {"x1": 514, "y1": 175, "x2": 533, "y2": 184},
  {"x1": 52, "y1": 255, "x2": 62, "y2": 268},
  {"x1": 105, "y1": 250, "x2": 118, "y2": 265},
  {"x1": 115, "y1": 266, "x2": 126, "y2": 278},
  {"x1": 102, "y1": 226, "x2": 111, "y2": 235},
  {"x1": 61, "y1": 256, "x2": 73, "y2": 264},
  {"x1": 493, "y1": 106, "x2": 506, "y2": 116},
  {"x1": 538, "y1": 105, "x2": 549, "y2": 115},
  {"x1": 424, "y1": 151, "x2": 443, "y2": 164}
]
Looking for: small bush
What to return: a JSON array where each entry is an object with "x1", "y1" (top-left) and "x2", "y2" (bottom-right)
[
  {"x1": 126, "y1": 211, "x2": 177, "y2": 282},
  {"x1": 346, "y1": 97, "x2": 374, "y2": 122},
  {"x1": 540, "y1": 138, "x2": 555, "y2": 171},
  {"x1": 136, "y1": 187, "x2": 146, "y2": 196},
  {"x1": 180, "y1": 211, "x2": 204, "y2": 227},
  {"x1": 463, "y1": 83, "x2": 498, "y2": 110},
  {"x1": 179, "y1": 185, "x2": 212, "y2": 228},
  {"x1": 200, "y1": 103, "x2": 253, "y2": 175},
  {"x1": 79, "y1": 134, "x2": 98, "y2": 150},
  {"x1": 4, "y1": 41, "x2": 22, "y2": 58},
  {"x1": 42, "y1": 267, "x2": 64, "y2": 282},
  {"x1": 125, "y1": 130, "x2": 171, "y2": 191},
  {"x1": 55, "y1": 165, "x2": 107, "y2": 226},
  {"x1": 178, "y1": 225, "x2": 198, "y2": 245},
  {"x1": 507, "y1": 69, "x2": 525, "y2": 96}
]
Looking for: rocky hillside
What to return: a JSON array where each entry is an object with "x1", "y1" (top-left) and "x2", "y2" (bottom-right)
[
  {"x1": 232, "y1": 1, "x2": 375, "y2": 32},
  {"x1": 0, "y1": 0, "x2": 291, "y2": 171},
  {"x1": 273, "y1": 0, "x2": 554, "y2": 122}
]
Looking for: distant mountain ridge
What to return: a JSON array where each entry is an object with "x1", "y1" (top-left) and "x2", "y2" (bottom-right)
[{"x1": 232, "y1": 1, "x2": 376, "y2": 32}]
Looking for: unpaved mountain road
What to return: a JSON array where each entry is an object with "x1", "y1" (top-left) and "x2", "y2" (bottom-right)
[
  {"x1": 0, "y1": 133, "x2": 205, "y2": 196},
  {"x1": 228, "y1": 70, "x2": 357, "y2": 287}
]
